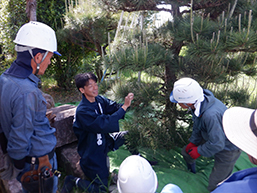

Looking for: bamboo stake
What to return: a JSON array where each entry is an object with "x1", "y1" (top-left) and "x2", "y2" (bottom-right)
[
  {"x1": 201, "y1": 13, "x2": 204, "y2": 31},
  {"x1": 215, "y1": 30, "x2": 220, "y2": 50},
  {"x1": 246, "y1": 10, "x2": 252, "y2": 39},
  {"x1": 108, "y1": 32, "x2": 111, "y2": 55},
  {"x1": 190, "y1": 0, "x2": 195, "y2": 44},
  {"x1": 238, "y1": 14, "x2": 241, "y2": 33},
  {"x1": 114, "y1": 11, "x2": 124, "y2": 42},
  {"x1": 229, "y1": 0, "x2": 238, "y2": 18},
  {"x1": 222, "y1": 11, "x2": 225, "y2": 24},
  {"x1": 224, "y1": 19, "x2": 227, "y2": 33}
]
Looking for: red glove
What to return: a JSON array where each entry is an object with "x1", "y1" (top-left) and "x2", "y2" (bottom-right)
[
  {"x1": 188, "y1": 146, "x2": 201, "y2": 159},
  {"x1": 185, "y1": 142, "x2": 197, "y2": 153}
]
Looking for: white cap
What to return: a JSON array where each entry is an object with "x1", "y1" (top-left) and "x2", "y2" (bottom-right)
[
  {"x1": 170, "y1": 77, "x2": 204, "y2": 104},
  {"x1": 14, "y1": 21, "x2": 61, "y2": 56},
  {"x1": 117, "y1": 155, "x2": 158, "y2": 193},
  {"x1": 223, "y1": 106, "x2": 257, "y2": 159}
]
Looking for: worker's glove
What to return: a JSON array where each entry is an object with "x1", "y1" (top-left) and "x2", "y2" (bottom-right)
[
  {"x1": 38, "y1": 155, "x2": 52, "y2": 174},
  {"x1": 185, "y1": 142, "x2": 197, "y2": 153},
  {"x1": 0, "y1": 154, "x2": 23, "y2": 180},
  {"x1": 188, "y1": 147, "x2": 201, "y2": 159}
]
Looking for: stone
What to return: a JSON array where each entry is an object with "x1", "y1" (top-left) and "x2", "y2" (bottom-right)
[
  {"x1": 41, "y1": 90, "x2": 55, "y2": 109},
  {"x1": 0, "y1": 179, "x2": 22, "y2": 193},
  {"x1": 57, "y1": 142, "x2": 85, "y2": 179},
  {"x1": 0, "y1": 149, "x2": 22, "y2": 193},
  {"x1": 47, "y1": 104, "x2": 78, "y2": 148}
]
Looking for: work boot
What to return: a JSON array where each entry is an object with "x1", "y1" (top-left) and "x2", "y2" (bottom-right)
[
  {"x1": 110, "y1": 170, "x2": 118, "y2": 185},
  {"x1": 61, "y1": 175, "x2": 79, "y2": 193},
  {"x1": 187, "y1": 162, "x2": 196, "y2": 174}
]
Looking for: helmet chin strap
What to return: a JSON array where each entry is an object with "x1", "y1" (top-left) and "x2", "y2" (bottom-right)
[
  {"x1": 183, "y1": 103, "x2": 192, "y2": 113},
  {"x1": 183, "y1": 102, "x2": 197, "y2": 113},
  {"x1": 28, "y1": 49, "x2": 48, "y2": 75}
]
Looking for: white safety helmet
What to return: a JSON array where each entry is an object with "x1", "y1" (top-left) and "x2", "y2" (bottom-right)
[
  {"x1": 117, "y1": 155, "x2": 158, "y2": 193},
  {"x1": 170, "y1": 77, "x2": 204, "y2": 104},
  {"x1": 13, "y1": 21, "x2": 61, "y2": 56}
]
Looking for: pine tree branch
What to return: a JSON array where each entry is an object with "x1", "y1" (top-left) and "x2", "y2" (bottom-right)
[{"x1": 101, "y1": 0, "x2": 231, "y2": 14}]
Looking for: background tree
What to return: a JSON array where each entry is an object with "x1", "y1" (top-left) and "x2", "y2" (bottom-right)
[
  {"x1": 0, "y1": 0, "x2": 27, "y2": 71},
  {"x1": 0, "y1": 0, "x2": 83, "y2": 89},
  {"x1": 26, "y1": 0, "x2": 37, "y2": 21},
  {"x1": 59, "y1": 0, "x2": 121, "y2": 80}
]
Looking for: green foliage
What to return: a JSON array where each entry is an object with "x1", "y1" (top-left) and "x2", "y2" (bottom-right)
[
  {"x1": 111, "y1": 43, "x2": 173, "y2": 73},
  {"x1": 62, "y1": 0, "x2": 118, "y2": 55},
  {"x1": 108, "y1": 78, "x2": 190, "y2": 149},
  {"x1": 36, "y1": 0, "x2": 82, "y2": 90},
  {"x1": 209, "y1": 76, "x2": 257, "y2": 109},
  {"x1": 226, "y1": 88, "x2": 250, "y2": 106},
  {"x1": 57, "y1": 0, "x2": 121, "y2": 84},
  {"x1": 37, "y1": 0, "x2": 66, "y2": 30},
  {"x1": 0, "y1": 0, "x2": 28, "y2": 73},
  {"x1": 98, "y1": 78, "x2": 116, "y2": 95},
  {"x1": 43, "y1": 38, "x2": 84, "y2": 90},
  {"x1": 0, "y1": 0, "x2": 27, "y2": 59},
  {"x1": 161, "y1": 10, "x2": 257, "y2": 84},
  {"x1": 0, "y1": 57, "x2": 12, "y2": 75},
  {"x1": 114, "y1": 78, "x2": 161, "y2": 106}
]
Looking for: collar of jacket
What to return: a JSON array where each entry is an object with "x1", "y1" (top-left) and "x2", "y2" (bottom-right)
[{"x1": 4, "y1": 51, "x2": 32, "y2": 79}]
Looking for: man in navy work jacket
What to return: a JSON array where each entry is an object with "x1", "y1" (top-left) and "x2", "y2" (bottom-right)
[
  {"x1": 0, "y1": 21, "x2": 61, "y2": 193},
  {"x1": 169, "y1": 77, "x2": 241, "y2": 192},
  {"x1": 61, "y1": 72, "x2": 143, "y2": 193}
]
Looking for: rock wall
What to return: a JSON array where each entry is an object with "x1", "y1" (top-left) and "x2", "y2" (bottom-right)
[{"x1": 0, "y1": 104, "x2": 83, "y2": 192}]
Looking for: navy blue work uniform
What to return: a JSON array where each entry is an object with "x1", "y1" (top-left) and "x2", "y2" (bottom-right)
[{"x1": 73, "y1": 94, "x2": 128, "y2": 191}]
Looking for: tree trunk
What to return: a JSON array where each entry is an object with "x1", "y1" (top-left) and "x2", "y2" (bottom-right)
[
  {"x1": 26, "y1": 0, "x2": 37, "y2": 21},
  {"x1": 164, "y1": 3, "x2": 184, "y2": 130}
]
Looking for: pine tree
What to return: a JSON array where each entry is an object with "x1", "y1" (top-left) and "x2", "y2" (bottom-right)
[{"x1": 100, "y1": 0, "x2": 257, "y2": 148}]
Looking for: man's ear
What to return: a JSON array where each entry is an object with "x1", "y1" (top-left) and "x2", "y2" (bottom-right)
[
  {"x1": 34, "y1": 52, "x2": 43, "y2": 63},
  {"x1": 248, "y1": 154, "x2": 257, "y2": 165},
  {"x1": 79, "y1": 87, "x2": 84, "y2": 94}
]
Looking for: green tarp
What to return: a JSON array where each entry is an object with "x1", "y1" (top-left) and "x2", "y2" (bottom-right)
[{"x1": 108, "y1": 146, "x2": 256, "y2": 193}]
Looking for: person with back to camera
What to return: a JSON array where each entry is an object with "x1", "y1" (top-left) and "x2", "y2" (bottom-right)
[
  {"x1": 61, "y1": 72, "x2": 157, "y2": 193},
  {"x1": 169, "y1": 77, "x2": 241, "y2": 192},
  {"x1": 0, "y1": 21, "x2": 61, "y2": 193},
  {"x1": 211, "y1": 106, "x2": 257, "y2": 193},
  {"x1": 117, "y1": 155, "x2": 183, "y2": 193}
]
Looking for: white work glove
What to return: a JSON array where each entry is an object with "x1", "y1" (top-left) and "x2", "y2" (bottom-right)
[{"x1": 0, "y1": 154, "x2": 23, "y2": 180}]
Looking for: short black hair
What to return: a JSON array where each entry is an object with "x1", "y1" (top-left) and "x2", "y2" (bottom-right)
[{"x1": 75, "y1": 72, "x2": 98, "y2": 90}]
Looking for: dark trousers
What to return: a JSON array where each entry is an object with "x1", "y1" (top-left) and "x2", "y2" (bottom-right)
[
  {"x1": 109, "y1": 131, "x2": 139, "y2": 155},
  {"x1": 79, "y1": 131, "x2": 138, "y2": 192},
  {"x1": 181, "y1": 146, "x2": 241, "y2": 192},
  {"x1": 208, "y1": 149, "x2": 241, "y2": 192}
]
